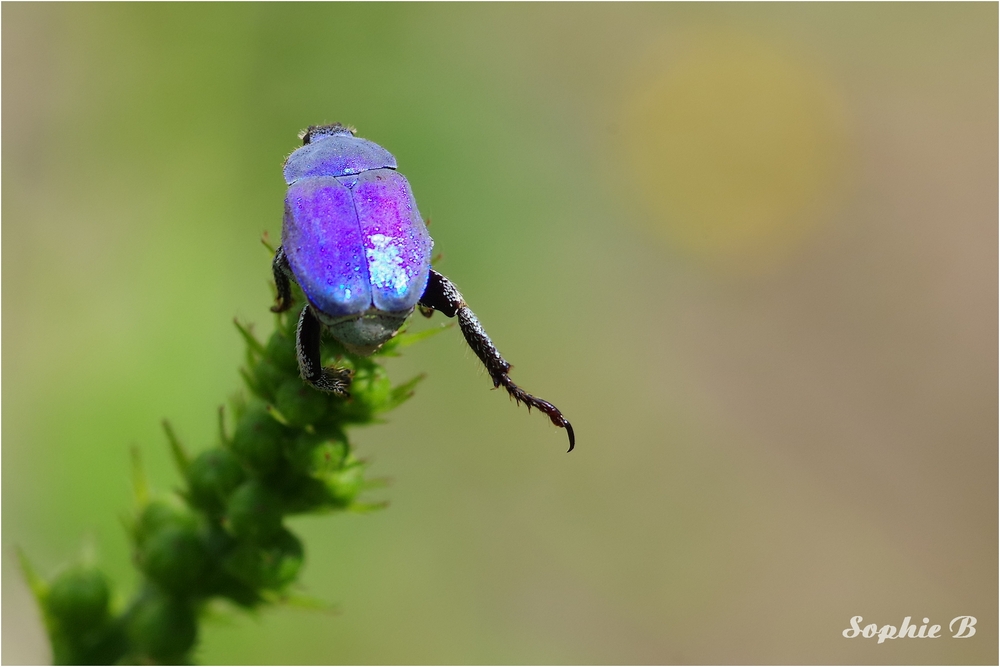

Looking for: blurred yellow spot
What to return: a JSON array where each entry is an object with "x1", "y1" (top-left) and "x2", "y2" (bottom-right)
[{"x1": 622, "y1": 33, "x2": 849, "y2": 269}]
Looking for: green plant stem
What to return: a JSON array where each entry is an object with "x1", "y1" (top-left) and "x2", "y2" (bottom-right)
[{"x1": 21, "y1": 277, "x2": 445, "y2": 665}]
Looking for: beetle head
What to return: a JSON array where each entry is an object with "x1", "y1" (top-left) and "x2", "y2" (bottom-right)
[{"x1": 300, "y1": 123, "x2": 356, "y2": 145}]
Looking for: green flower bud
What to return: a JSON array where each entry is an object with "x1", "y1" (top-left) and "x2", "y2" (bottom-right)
[
  {"x1": 265, "y1": 330, "x2": 298, "y2": 373},
  {"x1": 225, "y1": 480, "x2": 283, "y2": 543},
  {"x1": 134, "y1": 499, "x2": 196, "y2": 548},
  {"x1": 126, "y1": 592, "x2": 196, "y2": 663},
  {"x1": 285, "y1": 431, "x2": 347, "y2": 475},
  {"x1": 138, "y1": 524, "x2": 209, "y2": 593},
  {"x1": 46, "y1": 566, "x2": 110, "y2": 632},
  {"x1": 274, "y1": 476, "x2": 333, "y2": 513},
  {"x1": 223, "y1": 528, "x2": 303, "y2": 591},
  {"x1": 352, "y1": 367, "x2": 392, "y2": 410},
  {"x1": 325, "y1": 463, "x2": 366, "y2": 506},
  {"x1": 275, "y1": 378, "x2": 327, "y2": 427},
  {"x1": 202, "y1": 571, "x2": 260, "y2": 608},
  {"x1": 231, "y1": 400, "x2": 290, "y2": 474},
  {"x1": 50, "y1": 625, "x2": 126, "y2": 666},
  {"x1": 187, "y1": 448, "x2": 246, "y2": 513},
  {"x1": 252, "y1": 357, "x2": 287, "y2": 400},
  {"x1": 195, "y1": 525, "x2": 260, "y2": 607}
]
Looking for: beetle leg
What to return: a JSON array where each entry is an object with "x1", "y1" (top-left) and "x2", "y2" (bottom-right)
[
  {"x1": 271, "y1": 246, "x2": 294, "y2": 313},
  {"x1": 418, "y1": 269, "x2": 575, "y2": 452},
  {"x1": 295, "y1": 306, "x2": 353, "y2": 396}
]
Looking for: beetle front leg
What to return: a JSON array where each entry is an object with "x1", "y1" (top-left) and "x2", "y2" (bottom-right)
[
  {"x1": 271, "y1": 246, "x2": 294, "y2": 313},
  {"x1": 295, "y1": 306, "x2": 352, "y2": 396},
  {"x1": 419, "y1": 269, "x2": 575, "y2": 451}
]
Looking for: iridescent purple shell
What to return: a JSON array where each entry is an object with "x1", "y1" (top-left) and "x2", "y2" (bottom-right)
[
  {"x1": 283, "y1": 133, "x2": 397, "y2": 182},
  {"x1": 282, "y1": 134, "x2": 433, "y2": 319}
]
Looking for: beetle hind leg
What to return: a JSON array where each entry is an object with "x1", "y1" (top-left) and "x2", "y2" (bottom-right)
[
  {"x1": 296, "y1": 306, "x2": 352, "y2": 396},
  {"x1": 419, "y1": 270, "x2": 575, "y2": 452}
]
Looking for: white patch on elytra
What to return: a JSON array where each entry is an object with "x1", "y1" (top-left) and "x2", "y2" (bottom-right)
[{"x1": 366, "y1": 234, "x2": 408, "y2": 294}]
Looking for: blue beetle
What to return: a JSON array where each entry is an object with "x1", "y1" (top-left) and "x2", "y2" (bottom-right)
[{"x1": 271, "y1": 124, "x2": 574, "y2": 451}]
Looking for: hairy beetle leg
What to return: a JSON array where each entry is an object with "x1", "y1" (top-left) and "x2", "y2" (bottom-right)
[
  {"x1": 296, "y1": 306, "x2": 352, "y2": 396},
  {"x1": 419, "y1": 269, "x2": 575, "y2": 452},
  {"x1": 271, "y1": 246, "x2": 294, "y2": 313}
]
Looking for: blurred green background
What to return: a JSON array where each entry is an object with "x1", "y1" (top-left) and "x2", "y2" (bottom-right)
[{"x1": 3, "y1": 3, "x2": 996, "y2": 664}]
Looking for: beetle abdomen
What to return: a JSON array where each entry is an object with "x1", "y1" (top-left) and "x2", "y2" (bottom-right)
[{"x1": 327, "y1": 310, "x2": 411, "y2": 356}]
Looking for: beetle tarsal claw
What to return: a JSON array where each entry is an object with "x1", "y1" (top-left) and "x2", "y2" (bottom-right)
[
  {"x1": 309, "y1": 367, "x2": 353, "y2": 396},
  {"x1": 495, "y1": 374, "x2": 575, "y2": 452},
  {"x1": 563, "y1": 422, "x2": 576, "y2": 453}
]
